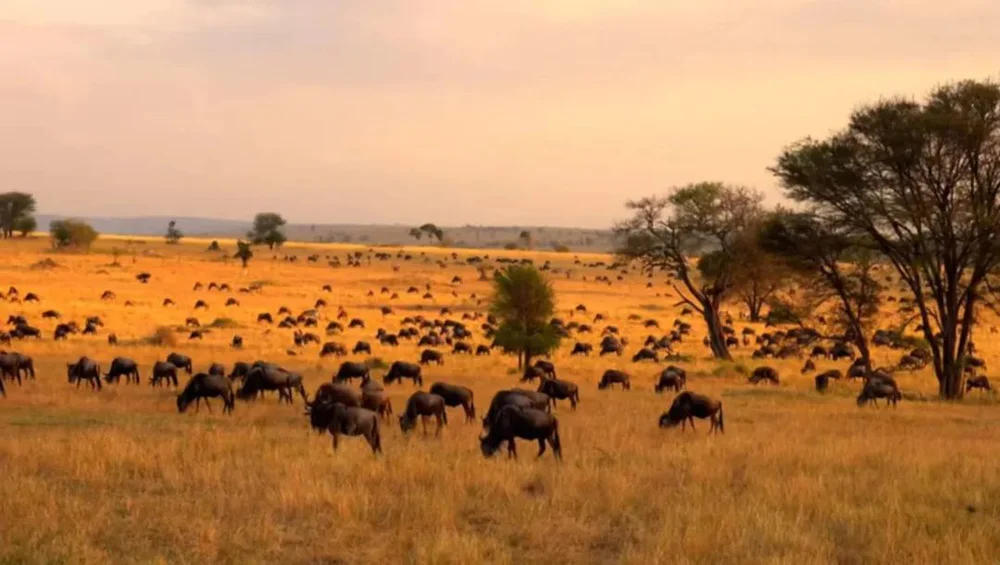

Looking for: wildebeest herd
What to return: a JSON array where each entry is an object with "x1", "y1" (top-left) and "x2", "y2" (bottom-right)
[{"x1": 0, "y1": 250, "x2": 992, "y2": 460}]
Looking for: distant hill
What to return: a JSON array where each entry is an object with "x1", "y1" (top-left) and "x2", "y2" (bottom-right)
[{"x1": 36, "y1": 215, "x2": 617, "y2": 252}]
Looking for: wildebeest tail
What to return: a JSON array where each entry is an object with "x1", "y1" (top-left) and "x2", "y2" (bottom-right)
[
  {"x1": 551, "y1": 418, "x2": 562, "y2": 460},
  {"x1": 718, "y1": 403, "x2": 725, "y2": 434},
  {"x1": 371, "y1": 417, "x2": 383, "y2": 454}
]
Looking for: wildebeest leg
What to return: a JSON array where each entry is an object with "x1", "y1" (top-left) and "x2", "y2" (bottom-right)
[
  {"x1": 205, "y1": 398, "x2": 213, "y2": 413},
  {"x1": 331, "y1": 432, "x2": 340, "y2": 451},
  {"x1": 195, "y1": 397, "x2": 201, "y2": 412},
  {"x1": 435, "y1": 413, "x2": 444, "y2": 436},
  {"x1": 421, "y1": 415, "x2": 429, "y2": 436},
  {"x1": 688, "y1": 416, "x2": 696, "y2": 431},
  {"x1": 537, "y1": 439, "x2": 547, "y2": 458},
  {"x1": 507, "y1": 439, "x2": 518, "y2": 459}
]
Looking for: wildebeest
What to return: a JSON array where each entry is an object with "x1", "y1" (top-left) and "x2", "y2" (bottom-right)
[
  {"x1": 533, "y1": 360, "x2": 557, "y2": 379},
  {"x1": 239, "y1": 365, "x2": 308, "y2": 404},
  {"x1": 482, "y1": 389, "x2": 551, "y2": 428},
  {"x1": 452, "y1": 342, "x2": 472, "y2": 355},
  {"x1": 0, "y1": 352, "x2": 26, "y2": 385},
  {"x1": 655, "y1": 366, "x2": 687, "y2": 393},
  {"x1": 151, "y1": 361, "x2": 180, "y2": 387},
  {"x1": 361, "y1": 390, "x2": 394, "y2": 420},
  {"x1": 599, "y1": 336, "x2": 624, "y2": 356},
  {"x1": 12, "y1": 324, "x2": 41, "y2": 339},
  {"x1": 231, "y1": 335, "x2": 243, "y2": 349},
  {"x1": 429, "y1": 382, "x2": 476, "y2": 423},
  {"x1": 966, "y1": 375, "x2": 992, "y2": 394},
  {"x1": 475, "y1": 345, "x2": 491, "y2": 356},
  {"x1": 166, "y1": 352, "x2": 193, "y2": 374},
  {"x1": 479, "y1": 405, "x2": 561, "y2": 460},
  {"x1": 384, "y1": 361, "x2": 423, "y2": 386},
  {"x1": 420, "y1": 349, "x2": 444, "y2": 365},
  {"x1": 228, "y1": 361, "x2": 251, "y2": 382},
  {"x1": 105, "y1": 357, "x2": 140, "y2": 384},
  {"x1": 333, "y1": 361, "x2": 370, "y2": 383},
  {"x1": 352, "y1": 341, "x2": 372, "y2": 355},
  {"x1": 537, "y1": 378, "x2": 580, "y2": 410},
  {"x1": 320, "y1": 342, "x2": 347, "y2": 357},
  {"x1": 399, "y1": 392, "x2": 448, "y2": 435},
  {"x1": 107, "y1": 334, "x2": 118, "y2": 345},
  {"x1": 857, "y1": 378, "x2": 902, "y2": 408},
  {"x1": 67, "y1": 357, "x2": 102, "y2": 391},
  {"x1": 177, "y1": 373, "x2": 235, "y2": 414},
  {"x1": 631, "y1": 348, "x2": 658, "y2": 363},
  {"x1": 308, "y1": 400, "x2": 383, "y2": 454},
  {"x1": 310, "y1": 382, "x2": 362, "y2": 407},
  {"x1": 749, "y1": 366, "x2": 780, "y2": 385},
  {"x1": 598, "y1": 369, "x2": 631, "y2": 391},
  {"x1": 658, "y1": 391, "x2": 724, "y2": 434},
  {"x1": 571, "y1": 342, "x2": 593, "y2": 356}
]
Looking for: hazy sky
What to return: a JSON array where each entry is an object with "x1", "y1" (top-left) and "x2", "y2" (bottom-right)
[{"x1": 3, "y1": 1, "x2": 999, "y2": 228}]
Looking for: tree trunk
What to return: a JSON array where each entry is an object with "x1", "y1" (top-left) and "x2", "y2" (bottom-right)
[
  {"x1": 702, "y1": 306, "x2": 732, "y2": 361},
  {"x1": 938, "y1": 325, "x2": 963, "y2": 399},
  {"x1": 748, "y1": 300, "x2": 762, "y2": 323}
]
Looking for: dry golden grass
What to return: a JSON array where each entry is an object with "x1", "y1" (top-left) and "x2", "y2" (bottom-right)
[{"x1": 1, "y1": 236, "x2": 999, "y2": 564}]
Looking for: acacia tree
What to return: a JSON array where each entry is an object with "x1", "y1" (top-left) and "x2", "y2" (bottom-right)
[
  {"x1": 615, "y1": 182, "x2": 763, "y2": 360},
  {"x1": 490, "y1": 264, "x2": 562, "y2": 369},
  {"x1": 772, "y1": 79, "x2": 1000, "y2": 398},
  {"x1": 50, "y1": 219, "x2": 99, "y2": 250},
  {"x1": 165, "y1": 220, "x2": 183, "y2": 244},
  {"x1": 0, "y1": 192, "x2": 36, "y2": 239},
  {"x1": 234, "y1": 240, "x2": 254, "y2": 268},
  {"x1": 13, "y1": 216, "x2": 37, "y2": 237},
  {"x1": 248, "y1": 213, "x2": 287, "y2": 250},
  {"x1": 721, "y1": 224, "x2": 786, "y2": 322},
  {"x1": 759, "y1": 212, "x2": 882, "y2": 370}
]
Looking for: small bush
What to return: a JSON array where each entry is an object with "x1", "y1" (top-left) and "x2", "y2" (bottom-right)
[
  {"x1": 364, "y1": 357, "x2": 388, "y2": 370},
  {"x1": 209, "y1": 318, "x2": 241, "y2": 329},
  {"x1": 145, "y1": 326, "x2": 178, "y2": 347},
  {"x1": 29, "y1": 258, "x2": 60, "y2": 270},
  {"x1": 552, "y1": 244, "x2": 571, "y2": 253},
  {"x1": 50, "y1": 219, "x2": 99, "y2": 250}
]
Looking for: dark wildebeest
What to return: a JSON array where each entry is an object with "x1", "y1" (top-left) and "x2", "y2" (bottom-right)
[
  {"x1": 452, "y1": 342, "x2": 472, "y2": 355},
  {"x1": 231, "y1": 335, "x2": 243, "y2": 349},
  {"x1": 239, "y1": 365, "x2": 308, "y2": 404},
  {"x1": 228, "y1": 362, "x2": 251, "y2": 382},
  {"x1": 384, "y1": 361, "x2": 423, "y2": 386},
  {"x1": 177, "y1": 373, "x2": 235, "y2": 414},
  {"x1": 12, "y1": 325, "x2": 41, "y2": 339},
  {"x1": 537, "y1": 378, "x2": 580, "y2": 410},
  {"x1": 352, "y1": 341, "x2": 372, "y2": 355},
  {"x1": 475, "y1": 345, "x2": 491, "y2": 356},
  {"x1": 310, "y1": 382, "x2": 362, "y2": 407},
  {"x1": 257, "y1": 313, "x2": 273, "y2": 324},
  {"x1": 67, "y1": 357, "x2": 102, "y2": 391},
  {"x1": 658, "y1": 391, "x2": 724, "y2": 434},
  {"x1": 151, "y1": 361, "x2": 179, "y2": 387},
  {"x1": 361, "y1": 390, "x2": 394, "y2": 420},
  {"x1": 420, "y1": 349, "x2": 445, "y2": 365},
  {"x1": 749, "y1": 366, "x2": 780, "y2": 385},
  {"x1": 166, "y1": 352, "x2": 193, "y2": 374},
  {"x1": 857, "y1": 379, "x2": 902, "y2": 408},
  {"x1": 598, "y1": 369, "x2": 631, "y2": 391},
  {"x1": 801, "y1": 359, "x2": 816, "y2": 374},
  {"x1": 107, "y1": 334, "x2": 118, "y2": 346},
  {"x1": 333, "y1": 361, "x2": 369, "y2": 383},
  {"x1": 966, "y1": 376, "x2": 992, "y2": 394},
  {"x1": 521, "y1": 366, "x2": 546, "y2": 383},
  {"x1": 599, "y1": 336, "x2": 624, "y2": 356},
  {"x1": 571, "y1": 342, "x2": 593, "y2": 356},
  {"x1": 399, "y1": 392, "x2": 448, "y2": 435},
  {"x1": 320, "y1": 342, "x2": 347, "y2": 357},
  {"x1": 429, "y1": 382, "x2": 476, "y2": 423},
  {"x1": 208, "y1": 363, "x2": 226, "y2": 377},
  {"x1": 105, "y1": 357, "x2": 140, "y2": 384},
  {"x1": 533, "y1": 360, "x2": 557, "y2": 379},
  {"x1": 360, "y1": 374, "x2": 383, "y2": 393},
  {"x1": 308, "y1": 400, "x2": 383, "y2": 454},
  {"x1": 655, "y1": 366, "x2": 687, "y2": 393},
  {"x1": 631, "y1": 348, "x2": 658, "y2": 363},
  {"x1": 0, "y1": 352, "x2": 25, "y2": 385},
  {"x1": 482, "y1": 389, "x2": 551, "y2": 428},
  {"x1": 479, "y1": 405, "x2": 561, "y2": 460}
]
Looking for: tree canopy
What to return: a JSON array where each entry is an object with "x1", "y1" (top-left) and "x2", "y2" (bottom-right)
[
  {"x1": 165, "y1": 220, "x2": 183, "y2": 244},
  {"x1": 409, "y1": 223, "x2": 444, "y2": 243},
  {"x1": 772, "y1": 79, "x2": 1000, "y2": 398},
  {"x1": 233, "y1": 240, "x2": 254, "y2": 268},
  {"x1": 0, "y1": 192, "x2": 36, "y2": 239},
  {"x1": 50, "y1": 219, "x2": 99, "y2": 250},
  {"x1": 248, "y1": 213, "x2": 288, "y2": 250},
  {"x1": 489, "y1": 264, "x2": 561, "y2": 369}
]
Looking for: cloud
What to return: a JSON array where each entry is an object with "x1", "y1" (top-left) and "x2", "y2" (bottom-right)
[{"x1": 1, "y1": 1, "x2": 998, "y2": 227}]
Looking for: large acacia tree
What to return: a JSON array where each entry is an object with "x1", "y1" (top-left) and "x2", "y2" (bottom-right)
[
  {"x1": 615, "y1": 182, "x2": 763, "y2": 360},
  {"x1": 772, "y1": 79, "x2": 1000, "y2": 398},
  {"x1": 490, "y1": 264, "x2": 561, "y2": 369}
]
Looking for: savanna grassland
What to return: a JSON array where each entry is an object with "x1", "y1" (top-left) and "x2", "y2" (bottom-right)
[{"x1": 1, "y1": 235, "x2": 999, "y2": 565}]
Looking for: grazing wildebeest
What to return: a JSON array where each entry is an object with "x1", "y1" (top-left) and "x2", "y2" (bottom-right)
[
  {"x1": 631, "y1": 348, "x2": 658, "y2": 363},
  {"x1": 228, "y1": 362, "x2": 251, "y2": 382},
  {"x1": 480, "y1": 405, "x2": 561, "y2": 460},
  {"x1": 361, "y1": 390, "x2": 394, "y2": 420},
  {"x1": 857, "y1": 379, "x2": 902, "y2": 408},
  {"x1": 231, "y1": 335, "x2": 243, "y2": 349},
  {"x1": 185, "y1": 317, "x2": 200, "y2": 328},
  {"x1": 239, "y1": 365, "x2": 308, "y2": 404},
  {"x1": 655, "y1": 366, "x2": 687, "y2": 393},
  {"x1": 352, "y1": 341, "x2": 372, "y2": 355},
  {"x1": 399, "y1": 392, "x2": 448, "y2": 435},
  {"x1": 0, "y1": 352, "x2": 25, "y2": 385},
  {"x1": 67, "y1": 357, "x2": 102, "y2": 391},
  {"x1": 814, "y1": 369, "x2": 843, "y2": 394},
  {"x1": 599, "y1": 336, "x2": 624, "y2": 356},
  {"x1": 12, "y1": 324, "x2": 41, "y2": 339},
  {"x1": 533, "y1": 360, "x2": 557, "y2": 379},
  {"x1": 105, "y1": 357, "x2": 140, "y2": 384},
  {"x1": 420, "y1": 349, "x2": 445, "y2": 365},
  {"x1": 384, "y1": 361, "x2": 423, "y2": 386},
  {"x1": 452, "y1": 342, "x2": 472, "y2": 355},
  {"x1": 42, "y1": 309, "x2": 61, "y2": 319},
  {"x1": 571, "y1": 342, "x2": 593, "y2": 356},
  {"x1": 320, "y1": 342, "x2": 347, "y2": 357},
  {"x1": 475, "y1": 345, "x2": 491, "y2": 356},
  {"x1": 520, "y1": 366, "x2": 546, "y2": 383},
  {"x1": 310, "y1": 382, "x2": 362, "y2": 407},
  {"x1": 482, "y1": 390, "x2": 551, "y2": 428},
  {"x1": 598, "y1": 369, "x2": 631, "y2": 391},
  {"x1": 380, "y1": 334, "x2": 400, "y2": 347},
  {"x1": 177, "y1": 373, "x2": 235, "y2": 414},
  {"x1": 334, "y1": 361, "x2": 369, "y2": 383},
  {"x1": 24, "y1": 292, "x2": 40, "y2": 303},
  {"x1": 966, "y1": 376, "x2": 992, "y2": 394},
  {"x1": 257, "y1": 313, "x2": 273, "y2": 324},
  {"x1": 658, "y1": 392, "x2": 724, "y2": 434},
  {"x1": 206, "y1": 363, "x2": 226, "y2": 377},
  {"x1": 749, "y1": 366, "x2": 780, "y2": 385},
  {"x1": 537, "y1": 378, "x2": 580, "y2": 410},
  {"x1": 308, "y1": 401, "x2": 383, "y2": 454},
  {"x1": 151, "y1": 361, "x2": 180, "y2": 387},
  {"x1": 348, "y1": 318, "x2": 365, "y2": 329},
  {"x1": 107, "y1": 334, "x2": 118, "y2": 346},
  {"x1": 167, "y1": 352, "x2": 193, "y2": 374},
  {"x1": 429, "y1": 382, "x2": 476, "y2": 423}
]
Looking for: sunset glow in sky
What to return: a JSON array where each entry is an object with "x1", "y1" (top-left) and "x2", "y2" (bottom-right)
[{"x1": 3, "y1": 1, "x2": 999, "y2": 227}]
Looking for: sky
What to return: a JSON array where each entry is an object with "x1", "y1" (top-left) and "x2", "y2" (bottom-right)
[{"x1": 2, "y1": 1, "x2": 999, "y2": 228}]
